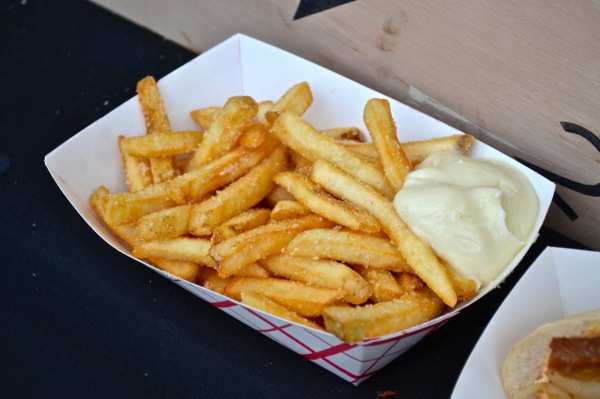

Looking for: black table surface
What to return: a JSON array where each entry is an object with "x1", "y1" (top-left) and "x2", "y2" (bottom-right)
[{"x1": 1, "y1": 1, "x2": 589, "y2": 398}]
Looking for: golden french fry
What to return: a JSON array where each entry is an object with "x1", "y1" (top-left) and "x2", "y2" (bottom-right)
[
  {"x1": 118, "y1": 136, "x2": 153, "y2": 192},
  {"x1": 354, "y1": 266, "x2": 405, "y2": 302},
  {"x1": 263, "y1": 185, "x2": 295, "y2": 208},
  {"x1": 111, "y1": 222, "x2": 141, "y2": 247},
  {"x1": 151, "y1": 257, "x2": 200, "y2": 282},
  {"x1": 271, "y1": 111, "x2": 395, "y2": 198},
  {"x1": 188, "y1": 145, "x2": 287, "y2": 236},
  {"x1": 136, "y1": 76, "x2": 176, "y2": 183},
  {"x1": 170, "y1": 135, "x2": 279, "y2": 204},
  {"x1": 311, "y1": 160, "x2": 457, "y2": 307},
  {"x1": 261, "y1": 254, "x2": 372, "y2": 305},
  {"x1": 186, "y1": 96, "x2": 258, "y2": 171},
  {"x1": 137, "y1": 204, "x2": 191, "y2": 241},
  {"x1": 444, "y1": 260, "x2": 478, "y2": 301},
  {"x1": 321, "y1": 127, "x2": 365, "y2": 142},
  {"x1": 241, "y1": 291, "x2": 324, "y2": 331},
  {"x1": 292, "y1": 155, "x2": 313, "y2": 177},
  {"x1": 238, "y1": 122, "x2": 267, "y2": 148},
  {"x1": 90, "y1": 185, "x2": 111, "y2": 223},
  {"x1": 284, "y1": 228, "x2": 411, "y2": 272},
  {"x1": 197, "y1": 267, "x2": 231, "y2": 294},
  {"x1": 211, "y1": 208, "x2": 272, "y2": 243},
  {"x1": 225, "y1": 277, "x2": 339, "y2": 317},
  {"x1": 322, "y1": 288, "x2": 446, "y2": 342},
  {"x1": 402, "y1": 134, "x2": 474, "y2": 165},
  {"x1": 270, "y1": 81, "x2": 313, "y2": 116},
  {"x1": 132, "y1": 237, "x2": 215, "y2": 267},
  {"x1": 269, "y1": 200, "x2": 311, "y2": 221},
  {"x1": 236, "y1": 263, "x2": 270, "y2": 278},
  {"x1": 120, "y1": 130, "x2": 204, "y2": 158},
  {"x1": 340, "y1": 134, "x2": 475, "y2": 166},
  {"x1": 274, "y1": 171, "x2": 381, "y2": 233},
  {"x1": 364, "y1": 98, "x2": 413, "y2": 192},
  {"x1": 256, "y1": 100, "x2": 274, "y2": 126},
  {"x1": 338, "y1": 141, "x2": 379, "y2": 161},
  {"x1": 210, "y1": 214, "x2": 335, "y2": 278},
  {"x1": 396, "y1": 271, "x2": 424, "y2": 293},
  {"x1": 190, "y1": 106, "x2": 221, "y2": 130},
  {"x1": 103, "y1": 182, "x2": 175, "y2": 226}
]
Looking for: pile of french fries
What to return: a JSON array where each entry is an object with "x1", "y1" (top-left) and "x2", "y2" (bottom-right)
[{"x1": 90, "y1": 76, "x2": 477, "y2": 342}]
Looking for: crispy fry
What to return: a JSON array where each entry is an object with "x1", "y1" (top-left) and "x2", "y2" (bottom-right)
[
  {"x1": 321, "y1": 127, "x2": 365, "y2": 142},
  {"x1": 190, "y1": 106, "x2": 220, "y2": 130},
  {"x1": 340, "y1": 134, "x2": 474, "y2": 166},
  {"x1": 444, "y1": 260, "x2": 478, "y2": 301},
  {"x1": 241, "y1": 291, "x2": 324, "y2": 331},
  {"x1": 396, "y1": 271, "x2": 424, "y2": 293},
  {"x1": 151, "y1": 257, "x2": 200, "y2": 282},
  {"x1": 90, "y1": 185, "x2": 111, "y2": 224},
  {"x1": 269, "y1": 200, "x2": 311, "y2": 221},
  {"x1": 132, "y1": 237, "x2": 215, "y2": 267},
  {"x1": 186, "y1": 96, "x2": 258, "y2": 171},
  {"x1": 263, "y1": 185, "x2": 295, "y2": 208},
  {"x1": 188, "y1": 145, "x2": 287, "y2": 236},
  {"x1": 238, "y1": 122, "x2": 267, "y2": 148},
  {"x1": 311, "y1": 160, "x2": 457, "y2": 307},
  {"x1": 261, "y1": 254, "x2": 372, "y2": 305},
  {"x1": 211, "y1": 208, "x2": 272, "y2": 243},
  {"x1": 137, "y1": 76, "x2": 176, "y2": 183},
  {"x1": 322, "y1": 288, "x2": 446, "y2": 342},
  {"x1": 236, "y1": 263, "x2": 270, "y2": 278},
  {"x1": 170, "y1": 135, "x2": 279, "y2": 204},
  {"x1": 402, "y1": 134, "x2": 474, "y2": 165},
  {"x1": 284, "y1": 228, "x2": 411, "y2": 272},
  {"x1": 364, "y1": 98, "x2": 413, "y2": 192},
  {"x1": 103, "y1": 183, "x2": 175, "y2": 226},
  {"x1": 354, "y1": 266, "x2": 405, "y2": 302},
  {"x1": 270, "y1": 81, "x2": 313, "y2": 116},
  {"x1": 197, "y1": 267, "x2": 231, "y2": 294},
  {"x1": 225, "y1": 277, "x2": 339, "y2": 317},
  {"x1": 120, "y1": 130, "x2": 204, "y2": 158},
  {"x1": 137, "y1": 204, "x2": 191, "y2": 241},
  {"x1": 119, "y1": 136, "x2": 153, "y2": 192},
  {"x1": 256, "y1": 100, "x2": 274, "y2": 126},
  {"x1": 271, "y1": 111, "x2": 394, "y2": 198},
  {"x1": 210, "y1": 214, "x2": 334, "y2": 278},
  {"x1": 274, "y1": 171, "x2": 381, "y2": 233}
]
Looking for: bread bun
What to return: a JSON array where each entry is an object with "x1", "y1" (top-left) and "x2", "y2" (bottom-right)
[{"x1": 502, "y1": 310, "x2": 600, "y2": 399}]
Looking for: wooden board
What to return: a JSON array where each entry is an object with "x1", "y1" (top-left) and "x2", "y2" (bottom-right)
[{"x1": 90, "y1": 0, "x2": 600, "y2": 250}]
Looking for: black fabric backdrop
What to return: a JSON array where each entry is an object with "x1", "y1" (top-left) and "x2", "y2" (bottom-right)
[{"x1": 0, "y1": 1, "x2": 588, "y2": 398}]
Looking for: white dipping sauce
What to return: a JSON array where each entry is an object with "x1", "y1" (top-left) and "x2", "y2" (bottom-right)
[{"x1": 393, "y1": 150, "x2": 539, "y2": 288}]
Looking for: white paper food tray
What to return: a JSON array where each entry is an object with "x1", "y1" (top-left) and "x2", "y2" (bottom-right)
[
  {"x1": 452, "y1": 246, "x2": 600, "y2": 398},
  {"x1": 44, "y1": 33, "x2": 555, "y2": 384}
]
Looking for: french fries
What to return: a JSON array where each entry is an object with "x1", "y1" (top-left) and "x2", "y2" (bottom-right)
[
  {"x1": 364, "y1": 98, "x2": 413, "y2": 192},
  {"x1": 136, "y1": 76, "x2": 176, "y2": 184},
  {"x1": 273, "y1": 171, "x2": 381, "y2": 233},
  {"x1": 260, "y1": 254, "x2": 372, "y2": 305},
  {"x1": 310, "y1": 160, "x2": 458, "y2": 308},
  {"x1": 90, "y1": 77, "x2": 481, "y2": 342},
  {"x1": 186, "y1": 96, "x2": 258, "y2": 171},
  {"x1": 322, "y1": 288, "x2": 446, "y2": 343},
  {"x1": 271, "y1": 111, "x2": 395, "y2": 198},
  {"x1": 284, "y1": 228, "x2": 411, "y2": 272}
]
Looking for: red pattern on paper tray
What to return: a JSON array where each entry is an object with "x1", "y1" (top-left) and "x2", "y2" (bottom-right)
[{"x1": 172, "y1": 276, "x2": 443, "y2": 384}]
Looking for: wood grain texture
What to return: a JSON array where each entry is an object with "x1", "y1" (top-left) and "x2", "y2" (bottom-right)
[{"x1": 91, "y1": 0, "x2": 600, "y2": 249}]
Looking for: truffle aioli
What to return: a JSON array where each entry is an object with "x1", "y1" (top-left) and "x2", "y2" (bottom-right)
[{"x1": 393, "y1": 150, "x2": 539, "y2": 288}]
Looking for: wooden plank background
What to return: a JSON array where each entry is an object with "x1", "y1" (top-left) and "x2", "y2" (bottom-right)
[{"x1": 90, "y1": 0, "x2": 600, "y2": 250}]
